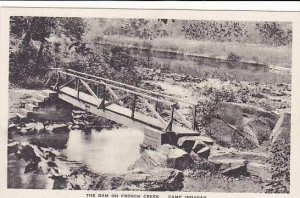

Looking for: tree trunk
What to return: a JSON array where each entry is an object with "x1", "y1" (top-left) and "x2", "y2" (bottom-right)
[
  {"x1": 22, "y1": 18, "x2": 37, "y2": 46},
  {"x1": 35, "y1": 40, "x2": 45, "y2": 70}
]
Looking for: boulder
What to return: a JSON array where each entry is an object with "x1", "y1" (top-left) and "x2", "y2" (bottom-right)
[
  {"x1": 177, "y1": 137, "x2": 196, "y2": 153},
  {"x1": 197, "y1": 146, "x2": 210, "y2": 159},
  {"x1": 209, "y1": 149, "x2": 268, "y2": 164},
  {"x1": 247, "y1": 162, "x2": 271, "y2": 181},
  {"x1": 177, "y1": 136, "x2": 210, "y2": 153},
  {"x1": 71, "y1": 125, "x2": 81, "y2": 130},
  {"x1": 221, "y1": 162, "x2": 249, "y2": 177},
  {"x1": 208, "y1": 102, "x2": 278, "y2": 150},
  {"x1": 19, "y1": 128, "x2": 28, "y2": 135},
  {"x1": 167, "y1": 148, "x2": 192, "y2": 170},
  {"x1": 45, "y1": 123, "x2": 69, "y2": 133},
  {"x1": 8, "y1": 141, "x2": 19, "y2": 154},
  {"x1": 8, "y1": 124, "x2": 17, "y2": 134},
  {"x1": 34, "y1": 122, "x2": 44, "y2": 132},
  {"x1": 20, "y1": 144, "x2": 41, "y2": 163},
  {"x1": 193, "y1": 140, "x2": 208, "y2": 153},
  {"x1": 130, "y1": 150, "x2": 167, "y2": 170},
  {"x1": 23, "y1": 123, "x2": 36, "y2": 133},
  {"x1": 157, "y1": 144, "x2": 177, "y2": 156},
  {"x1": 119, "y1": 168, "x2": 184, "y2": 191}
]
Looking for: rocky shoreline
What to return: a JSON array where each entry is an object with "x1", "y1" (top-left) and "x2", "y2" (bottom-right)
[{"x1": 8, "y1": 69, "x2": 291, "y2": 192}]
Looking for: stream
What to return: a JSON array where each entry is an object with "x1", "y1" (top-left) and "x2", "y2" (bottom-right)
[{"x1": 8, "y1": 127, "x2": 144, "y2": 189}]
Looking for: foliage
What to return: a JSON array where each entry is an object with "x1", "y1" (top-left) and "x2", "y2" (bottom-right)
[
  {"x1": 227, "y1": 52, "x2": 241, "y2": 63},
  {"x1": 182, "y1": 21, "x2": 247, "y2": 42},
  {"x1": 9, "y1": 16, "x2": 292, "y2": 88},
  {"x1": 255, "y1": 22, "x2": 292, "y2": 46}
]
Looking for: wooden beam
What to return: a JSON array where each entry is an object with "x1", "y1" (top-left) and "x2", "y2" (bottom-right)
[
  {"x1": 67, "y1": 68, "x2": 197, "y2": 106},
  {"x1": 192, "y1": 106, "x2": 197, "y2": 131},
  {"x1": 106, "y1": 86, "x2": 124, "y2": 105},
  {"x1": 104, "y1": 93, "x2": 130, "y2": 108},
  {"x1": 131, "y1": 94, "x2": 137, "y2": 119},
  {"x1": 76, "y1": 78, "x2": 80, "y2": 100},
  {"x1": 59, "y1": 71, "x2": 175, "y2": 106},
  {"x1": 174, "y1": 108, "x2": 192, "y2": 129},
  {"x1": 43, "y1": 70, "x2": 54, "y2": 87},
  {"x1": 59, "y1": 78, "x2": 76, "y2": 89},
  {"x1": 143, "y1": 98, "x2": 167, "y2": 126},
  {"x1": 80, "y1": 79, "x2": 101, "y2": 103}
]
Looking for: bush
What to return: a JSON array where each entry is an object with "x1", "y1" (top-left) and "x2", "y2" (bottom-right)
[{"x1": 227, "y1": 52, "x2": 241, "y2": 63}]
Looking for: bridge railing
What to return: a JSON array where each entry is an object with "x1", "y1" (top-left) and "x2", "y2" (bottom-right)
[{"x1": 44, "y1": 68, "x2": 198, "y2": 132}]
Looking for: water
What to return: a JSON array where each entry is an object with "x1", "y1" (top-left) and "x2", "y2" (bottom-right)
[
  {"x1": 62, "y1": 128, "x2": 144, "y2": 174},
  {"x1": 8, "y1": 127, "x2": 144, "y2": 189}
]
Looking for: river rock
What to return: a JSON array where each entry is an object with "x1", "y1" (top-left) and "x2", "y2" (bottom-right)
[
  {"x1": 24, "y1": 161, "x2": 39, "y2": 173},
  {"x1": 119, "y1": 168, "x2": 184, "y2": 191},
  {"x1": 130, "y1": 150, "x2": 167, "y2": 170},
  {"x1": 157, "y1": 144, "x2": 177, "y2": 156},
  {"x1": 207, "y1": 102, "x2": 278, "y2": 150},
  {"x1": 8, "y1": 141, "x2": 19, "y2": 154},
  {"x1": 8, "y1": 124, "x2": 17, "y2": 134},
  {"x1": 71, "y1": 125, "x2": 81, "y2": 130},
  {"x1": 45, "y1": 123, "x2": 69, "y2": 133},
  {"x1": 23, "y1": 123, "x2": 36, "y2": 133},
  {"x1": 221, "y1": 161, "x2": 249, "y2": 177},
  {"x1": 193, "y1": 140, "x2": 208, "y2": 153},
  {"x1": 177, "y1": 137, "x2": 196, "y2": 153},
  {"x1": 67, "y1": 174, "x2": 94, "y2": 190},
  {"x1": 167, "y1": 148, "x2": 192, "y2": 170},
  {"x1": 19, "y1": 128, "x2": 28, "y2": 135},
  {"x1": 34, "y1": 122, "x2": 44, "y2": 132},
  {"x1": 197, "y1": 146, "x2": 210, "y2": 159},
  {"x1": 209, "y1": 148, "x2": 268, "y2": 164}
]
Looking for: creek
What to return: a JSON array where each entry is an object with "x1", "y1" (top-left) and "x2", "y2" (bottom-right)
[{"x1": 8, "y1": 127, "x2": 144, "y2": 189}]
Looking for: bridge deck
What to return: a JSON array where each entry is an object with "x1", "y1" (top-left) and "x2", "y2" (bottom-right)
[{"x1": 59, "y1": 87, "x2": 200, "y2": 136}]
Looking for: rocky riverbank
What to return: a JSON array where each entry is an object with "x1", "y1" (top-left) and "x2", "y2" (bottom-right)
[{"x1": 8, "y1": 67, "x2": 291, "y2": 192}]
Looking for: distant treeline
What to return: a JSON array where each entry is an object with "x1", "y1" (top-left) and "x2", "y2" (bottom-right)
[
  {"x1": 9, "y1": 16, "x2": 292, "y2": 88},
  {"x1": 93, "y1": 18, "x2": 292, "y2": 46}
]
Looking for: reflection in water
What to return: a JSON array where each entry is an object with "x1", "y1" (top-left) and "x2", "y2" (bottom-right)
[{"x1": 62, "y1": 128, "x2": 144, "y2": 174}]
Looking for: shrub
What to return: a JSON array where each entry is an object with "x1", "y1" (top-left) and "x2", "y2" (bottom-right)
[{"x1": 227, "y1": 52, "x2": 241, "y2": 63}]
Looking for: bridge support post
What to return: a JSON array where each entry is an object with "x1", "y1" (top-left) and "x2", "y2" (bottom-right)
[
  {"x1": 131, "y1": 94, "x2": 137, "y2": 119},
  {"x1": 99, "y1": 85, "x2": 106, "y2": 110},
  {"x1": 192, "y1": 106, "x2": 197, "y2": 131},
  {"x1": 76, "y1": 78, "x2": 80, "y2": 100}
]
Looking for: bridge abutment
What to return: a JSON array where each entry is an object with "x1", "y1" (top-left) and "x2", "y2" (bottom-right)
[{"x1": 17, "y1": 90, "x2": 73, "y2": 122}]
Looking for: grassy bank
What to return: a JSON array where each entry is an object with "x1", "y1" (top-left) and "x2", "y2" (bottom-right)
[{"x1": 97, "y1": 35, "x2": 292, "y2": 68}]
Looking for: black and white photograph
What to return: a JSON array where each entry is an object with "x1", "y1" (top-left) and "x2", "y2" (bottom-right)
[{"x1": 1, "y1": 5, "x2": 299, "y2": 198}]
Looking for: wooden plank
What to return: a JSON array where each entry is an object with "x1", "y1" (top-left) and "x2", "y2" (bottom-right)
[
  {"x1": 58, "y1": 87, "x2": 199, "y2": 136},
  {"x1": 143, "y1": 98, "x2": 167, "y2": 126},
  {"x1": 174, "y1": 108, "x2": 192, "y2": 129}
]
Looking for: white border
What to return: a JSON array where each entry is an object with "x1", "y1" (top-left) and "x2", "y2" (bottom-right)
[{"x1": 1, "y1": 3, "x2": 300, "y2": 198}]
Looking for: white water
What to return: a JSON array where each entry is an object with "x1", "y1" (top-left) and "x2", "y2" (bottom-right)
[{"x1": 62, "y1": 127, "x2": 144, "y2": 174}]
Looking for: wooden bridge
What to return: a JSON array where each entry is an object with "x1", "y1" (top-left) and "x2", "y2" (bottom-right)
[{"x1": 20, "y1": 68, "x2": 213, "y2": 146}]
